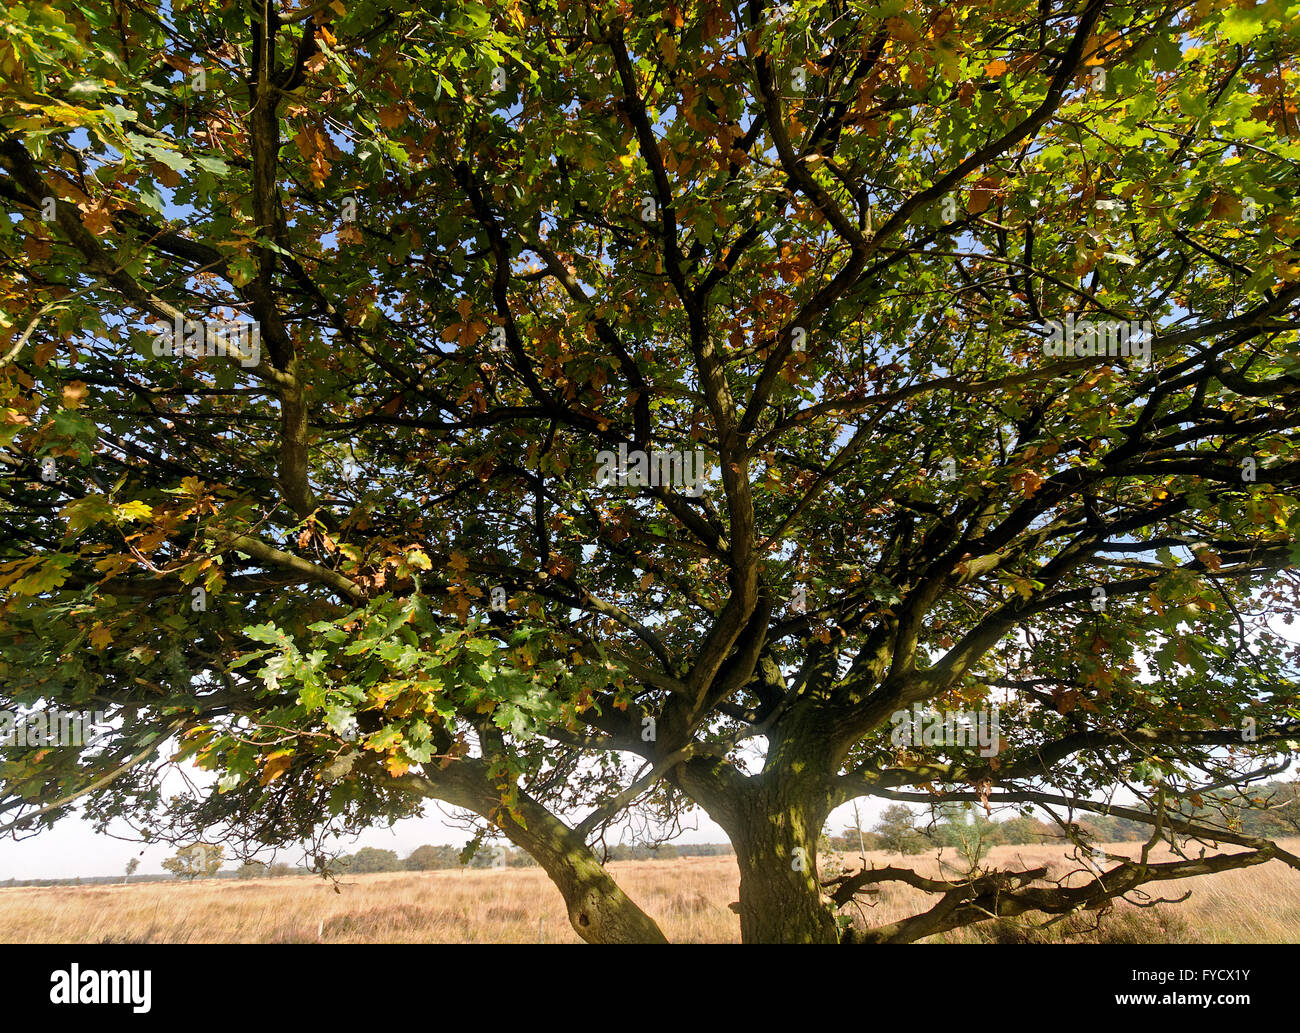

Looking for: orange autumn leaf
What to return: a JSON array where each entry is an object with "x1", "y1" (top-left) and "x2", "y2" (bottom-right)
[{"x1": 259, "y1": 751, "x2": 294, "y2": 786}]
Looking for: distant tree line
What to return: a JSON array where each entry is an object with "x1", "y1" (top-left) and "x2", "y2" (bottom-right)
[
  {"x1": 336, "y1": 840, "x2": 737, "y2": 873},
  {"x1": 233, "y1": 860, "x2": 307, "y2": 879},
  {"x1": 335, "y1": 843, "x2": 532, "y2": 872},
  {"x1": 1204, "y1": 781, "x2": 1300, "y2": 839},
  {"x1": 831, "y1": 784, "x2": 1300, "y2": 857},
  {"x1": 601, "y1": 842, "x2": 735, "y2": 861},
  {"x1": 828, "y1": 803, "x2": 1178, "y2": 857}
]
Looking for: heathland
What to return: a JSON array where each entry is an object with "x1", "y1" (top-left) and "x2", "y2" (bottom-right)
[{"x1": 2, "y1": 839, "x2": 1296, "y2": 944}]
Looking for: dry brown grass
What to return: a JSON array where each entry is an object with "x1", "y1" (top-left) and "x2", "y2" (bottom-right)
[{"x1": 1, "y1": 839, "x2": 1297, "y2": 943}]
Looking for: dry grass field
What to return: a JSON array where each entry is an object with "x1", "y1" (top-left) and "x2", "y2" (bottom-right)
[{"x1": 2, "y1": 839, "x2": 1298, "y2": 943}]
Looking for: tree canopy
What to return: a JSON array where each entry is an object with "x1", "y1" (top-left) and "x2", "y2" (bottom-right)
[{"x1": 1, "y1": 0, "x2": 1299, "y2": 943}]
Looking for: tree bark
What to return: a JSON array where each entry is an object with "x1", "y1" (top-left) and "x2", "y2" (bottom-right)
[
  {"x1": 392, "y1": 765, "x2": 668, "y2": 944},
  {"x1": 673, "y1": 736, "x2": 843, "y2": 943},
  {"x1": 730, "y1": 787, "x2": 840, "y2": 943}
]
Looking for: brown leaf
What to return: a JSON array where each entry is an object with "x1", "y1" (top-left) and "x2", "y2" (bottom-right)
[
  {"x1": 884, "y1": 16, "x2": 920, "y2": 43},
  {"x1": 153, "y1": 162, "x2": 182, "y2": 189},
  {"x1": 80, "y1": 204, "x2": 114, "y2": 236},
  {"x1": 1209, "y1": 193, "x2": 1241, "y2": 221},
  {"x1": 61, "y1": 380, "x2": 88, "y2": 409},
  {"x1": 968, "y1": 175, "x2": 1002, "y2": 215}
]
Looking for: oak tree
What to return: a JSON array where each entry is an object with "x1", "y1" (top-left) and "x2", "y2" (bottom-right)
[{"x1": 2, "y1": 0, "x2": 1299, "y2": 942}]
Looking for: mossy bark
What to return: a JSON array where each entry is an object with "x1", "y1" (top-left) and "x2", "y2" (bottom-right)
[
  {"x1": 730, "y1": 786, "x2": 840, "y2": 943},
  {"x1": 396, "y1": 764, "x2": 668, "y2": 944}
]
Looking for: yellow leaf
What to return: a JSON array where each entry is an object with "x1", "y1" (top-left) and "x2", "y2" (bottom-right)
[
  {"x1": 260, "y1": 751, "x2": 294, "y2": 786},
  {"x1": 115, "y1": 500, "x2": 153, "y2": 522},
  {"x1": 407, "y1": 548, "x2": 432, "y2": 570},
  {"x1": 93, "y1": 554, "x2": 136, "y2": 577},
  {"x1": 88, "y1": 624, "x2": 112, "y2": 650},
  {"x1": 61, "y1": 380, "x2": 88, "y2": 409}
]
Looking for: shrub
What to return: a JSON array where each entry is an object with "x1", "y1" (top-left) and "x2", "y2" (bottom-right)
[{"x1": 339, "y1": 847, "x2": 403, "y2": 873}]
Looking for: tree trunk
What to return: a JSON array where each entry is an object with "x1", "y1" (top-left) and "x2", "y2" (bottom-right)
[
  {"x1": 393, "y1": 765, "x2": 668, "y2": 944},
  {"x1": 730, "y1": 789, "x2": 840, "y2": 944},
  {"x1": 538, "y1": 847, "x2": 669, "y2": 945},
  {"x1": 675, "y1": 743, "x2": 843, "y2": 943}
]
